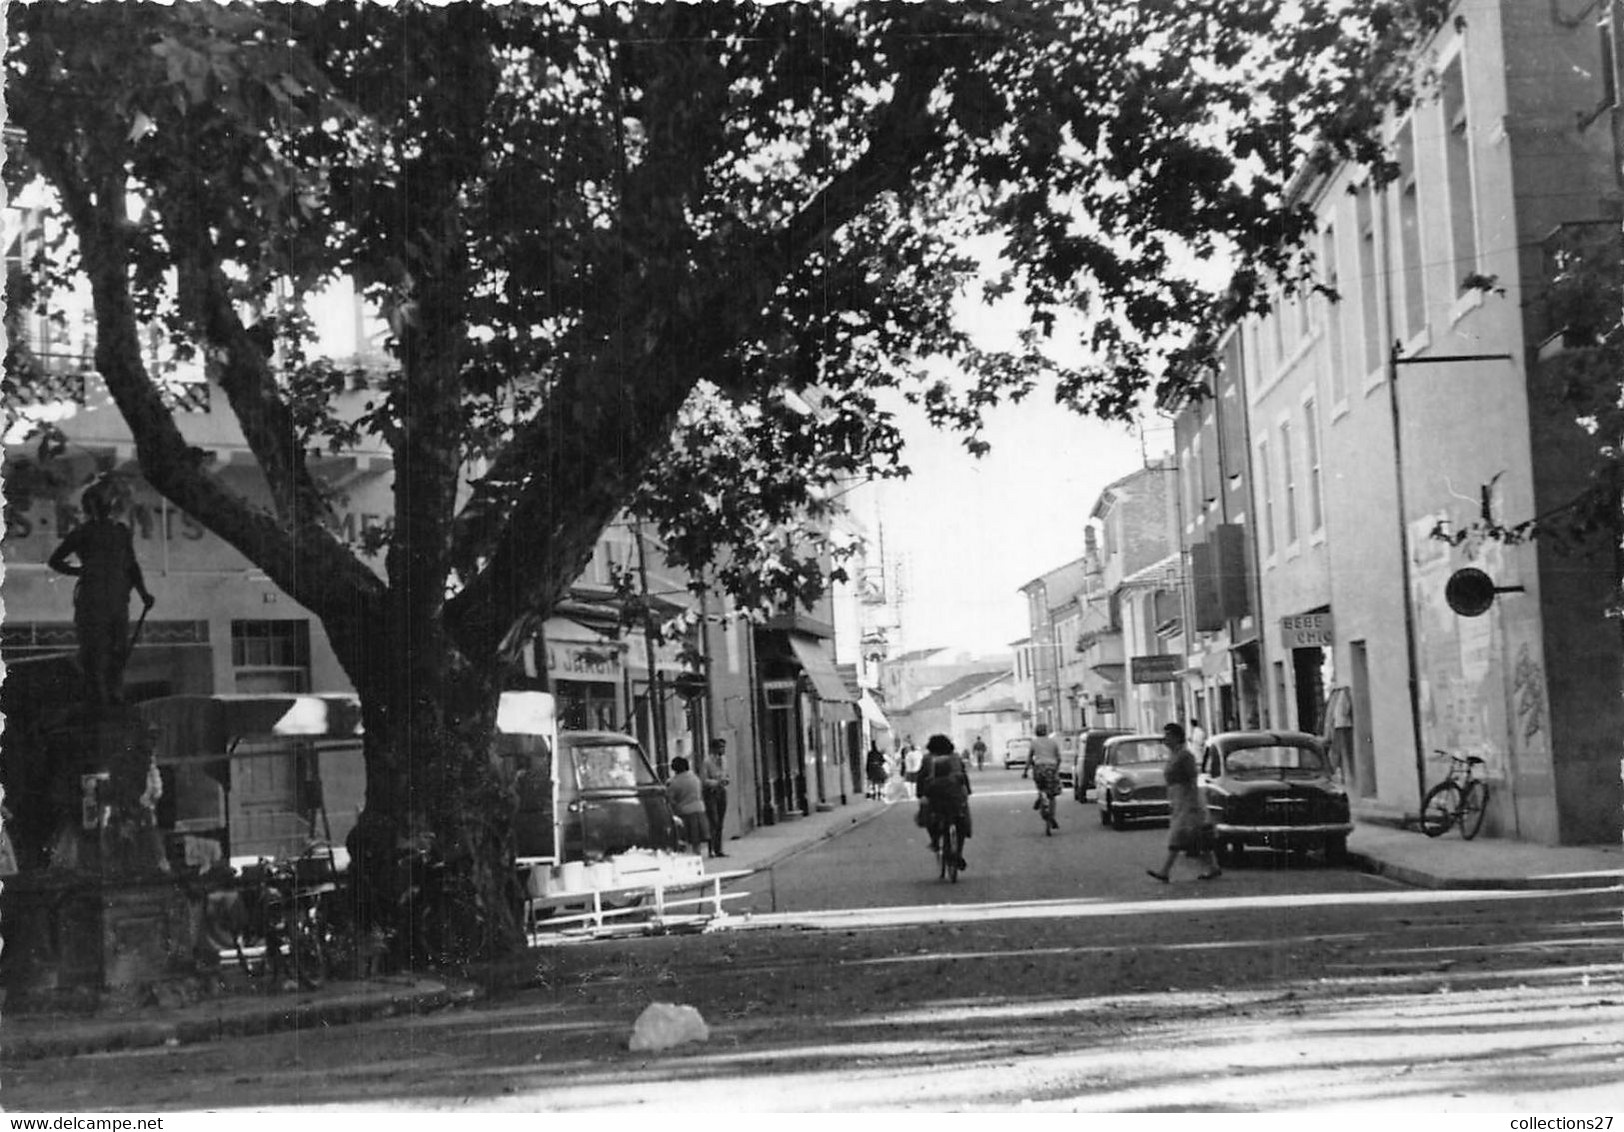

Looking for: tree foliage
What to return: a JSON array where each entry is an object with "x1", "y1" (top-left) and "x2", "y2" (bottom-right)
[
  {"x1": 5, "y1": 0, "x2": 1447, "y2": 960},
  {"x1": 1429, "y1": 225, "x2": 1624, "y2": 571}
]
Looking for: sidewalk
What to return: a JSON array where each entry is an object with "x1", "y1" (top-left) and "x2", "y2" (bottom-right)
[
  {"x1": 3, "y1": 799, "x2": 1615, "y2": 1063},
  {"x1": 1348, "y1": 819, "x2": 1623, "y2": 890}
]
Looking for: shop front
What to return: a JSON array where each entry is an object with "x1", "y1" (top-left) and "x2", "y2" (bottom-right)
[
  {"x1": 535, "y1": 618, "x2": 627, "y2": 733},
  {"x1": 751, "y1": 619, "x2": 855, "y2": 823}
]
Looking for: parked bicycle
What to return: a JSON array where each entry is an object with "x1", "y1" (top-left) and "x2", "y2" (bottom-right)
[
  {"x1": 1420, "y1": 750, "x2": 1490, "y2": 840},
  {"x1": 238, "y1": 842, "x2": 341, "y2": 989}
]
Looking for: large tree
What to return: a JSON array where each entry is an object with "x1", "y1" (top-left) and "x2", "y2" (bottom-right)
[{"x1": 4, "y1": 0, "x2": 1447, "y2": 962}]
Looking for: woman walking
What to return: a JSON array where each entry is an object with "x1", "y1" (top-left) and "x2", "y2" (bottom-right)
[
  {"x1": 865, "y1": 744, "x2": 889, "y2": 801},
  {"x1": 1147, "y1": 722, "x2": 1221, "y2": 883}
]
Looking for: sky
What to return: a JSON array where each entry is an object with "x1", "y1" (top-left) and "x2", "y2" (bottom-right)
[
  {"x1": 840, "y1": 258, "x2": 1178, "y2": 662},
  {"x1": 856, "y1": 388, "x2": 1159, "y2": 660}
]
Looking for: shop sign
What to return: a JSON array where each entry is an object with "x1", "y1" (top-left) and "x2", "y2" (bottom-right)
[
  {"x1": 1280, "y1": 612, "x2": 1333, "y2": 648},
  {"x1": 1129, "y1": 654, "x2": 1183, "y2": 684},
  {"x1": 1093, "y1": 695, "x2": 1117, "y2": 713},
  {"x1": 548, "y1": 644, "x2": 621, "y2": 678}
]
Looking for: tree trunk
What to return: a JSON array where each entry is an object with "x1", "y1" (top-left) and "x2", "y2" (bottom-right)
[{"x1": 338, "y1": 621, "x2": 526, "y2": 966}]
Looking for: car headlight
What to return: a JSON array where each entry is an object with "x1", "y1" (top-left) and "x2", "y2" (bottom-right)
[{"x1": 1114, "y1": 782, "x2": 1133, "y2": 799}]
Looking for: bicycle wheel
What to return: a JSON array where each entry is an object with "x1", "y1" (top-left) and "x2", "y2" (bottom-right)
[
  {"x1": 1420, "y1": 781, "x2": 1460, "y2": 838},
  {"x1": 1458, "y1": 780, "x2": 1489, "y2": 840},
  {"x1": 947, "y1": 823, "x2": 964, "y2": 883}
]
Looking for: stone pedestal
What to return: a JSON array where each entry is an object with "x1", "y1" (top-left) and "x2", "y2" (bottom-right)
[{"x1": 1, "y1": 708, "x2": 195, "y2": 1014}]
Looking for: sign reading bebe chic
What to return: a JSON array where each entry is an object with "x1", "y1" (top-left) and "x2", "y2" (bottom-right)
[{"x1": 1280, "y1": 612, "x2": 1334, "y2": 648}]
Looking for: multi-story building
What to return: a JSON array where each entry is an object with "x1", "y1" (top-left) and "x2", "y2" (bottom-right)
[
  {"x1": 1017, "y1": 558, "x2": 1089, "y2": 732},
  {"x1": 1214, "y1": 0, "x2": 1623, "y2": 844},
  {"x1": 1081, "y1": 464, "x2": 1181, "y2": 730},
  {"x1": 1166, "y1": 329, "x2": 1266, "y2": 734}
]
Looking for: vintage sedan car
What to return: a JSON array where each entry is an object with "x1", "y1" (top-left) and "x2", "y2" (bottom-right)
[
  {"x1": 1056, "y1": 732, "x2": 1076, "y2": 791},
  {"x1": 1004, "y1": 736, "x2": 1032, "y2": 770},
  {"x1": 1201, "y1": 730, "x2": 1352, "y2": 865},
  {"x1": 1072, "y1": 727, "x2": 1131, "y2": 802},
  {"x1": 1093, "y1": 734, "x2": 1171, "y2": 829}
]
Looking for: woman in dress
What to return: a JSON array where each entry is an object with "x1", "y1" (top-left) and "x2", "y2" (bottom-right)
[
  {"x1": 865, "y1": 744, "x2": 889, "y2": 800},
  {"x1": 1147, "y1": 721, "x2": 1221, "y2": 883}
]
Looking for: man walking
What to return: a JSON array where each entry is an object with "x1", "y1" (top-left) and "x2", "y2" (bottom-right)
[{"x1": 701, "y1": 738, "x2": 730, "y2": 859}]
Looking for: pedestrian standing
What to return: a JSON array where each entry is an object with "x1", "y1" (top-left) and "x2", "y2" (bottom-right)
[
  {"x1": 1188, "y1": 716, "x2": 1208, "y2": 759},
  {"x1": 1147, "y1": 722, "x2": 1221, "y2": 883},
  {"x1": 665, "y1": 756, "x2": 709, "y2": 856},
  {"x1": 701, "y1": 738, "x2": 730, "y2": 858},
  {"x1": 902, "y1": 737, "x2": 922, "y2": 785},
  {"x1": 971, "y1": 735, "x2": 987, "y2": 770}
]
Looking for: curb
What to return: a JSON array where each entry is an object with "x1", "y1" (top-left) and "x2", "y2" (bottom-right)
[
  {"x1": 0, "y1": 979, "x2": 481, "y2": 1063},
  {"x1": 1350, "y1": 850, "x2": 1623, "y2": 892}
]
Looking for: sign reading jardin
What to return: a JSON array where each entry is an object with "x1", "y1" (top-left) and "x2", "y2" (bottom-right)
[
  {"x1": 1130, "y1": 654, "x2": 1183, "y2": 684},
  {"x1": 1280, "y1": 612, "x2": 1334, "y2": 648}
]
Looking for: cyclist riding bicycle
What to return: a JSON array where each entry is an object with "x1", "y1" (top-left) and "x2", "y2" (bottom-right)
[
  {"x1": 917, "y1": 733, "x2": 972, "y2": 871},
  {"x1": 1028, "y1": 722, "x2": 1063, "y2": 831}
]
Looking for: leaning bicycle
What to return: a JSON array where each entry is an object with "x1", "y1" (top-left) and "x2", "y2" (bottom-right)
[{"x1": 1420, "y1": 751, "x2": 1490, "y2": 840}]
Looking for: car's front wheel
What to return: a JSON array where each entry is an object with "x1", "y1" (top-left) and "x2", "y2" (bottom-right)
[{"x1": 1110, "y1": 803, "x2": 1127, "y2": 831}]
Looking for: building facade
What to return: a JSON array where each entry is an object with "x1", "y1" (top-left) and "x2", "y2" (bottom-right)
[{"x1": 1206, "y1": 0, "x2": 1623, "y2": 844}]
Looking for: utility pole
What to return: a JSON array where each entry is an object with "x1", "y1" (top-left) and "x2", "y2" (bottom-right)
[{"x1": 632, "y1": 518, "x2": 669, "y2": 776}]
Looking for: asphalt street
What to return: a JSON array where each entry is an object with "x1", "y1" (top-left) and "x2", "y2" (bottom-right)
[
  {"x1": 9, "y1": 767, "x2": 1621, "y2": 1113},
  {"x1": 740, "y1": 765, "x2": 1375, "y2": 914}
]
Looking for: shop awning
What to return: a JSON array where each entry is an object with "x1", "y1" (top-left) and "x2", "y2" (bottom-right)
[
  {"x1": 858, "y1": 689, "x2": 892, "y2": 731},
  {"x1": 788, "y1": 634, "x2": 857, "y2": 703},
  {"x1": 140, "y1": 693, "x2": 365, "y2": 762},
  {"x1": 543, "y1": 616, "x2": 612, "y2": 644}
]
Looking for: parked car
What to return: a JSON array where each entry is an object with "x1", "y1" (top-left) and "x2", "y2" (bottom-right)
[
  {"x1": 1093, "y1": 734, "x2": 1171, "y2": 829},
  {"x1": 1201, "y1": 730, "x2": 1352, "y2": 865},
  {"x1": 1072, "y1": 728, "x2": 1132, "y2": 802},
  {"x1": 1004, "y1": 736, "x2": 1032, "y2": 770}
]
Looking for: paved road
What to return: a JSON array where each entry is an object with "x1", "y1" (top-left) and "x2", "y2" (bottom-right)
[
  {"x1": 743, "y1": 765, "x2": 1366, "y2": 914},
  {"x1": 11, "y1": 763, "x2": 1622, "y2": 1112}
]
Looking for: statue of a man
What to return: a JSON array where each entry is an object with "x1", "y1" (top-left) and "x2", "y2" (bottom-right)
[{"x1": 47, "y1": 479, "x2": 155, "y2": 705}]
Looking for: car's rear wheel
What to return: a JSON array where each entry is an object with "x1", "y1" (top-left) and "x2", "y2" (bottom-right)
[
  {"x1": 1324, "y1": 835, "x2": 1349, "y2": 866},
  {"x1": 1217, "y1": 840, "x2": 1244, "y2": 868}
]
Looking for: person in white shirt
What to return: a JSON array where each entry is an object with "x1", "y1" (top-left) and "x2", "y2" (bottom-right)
[{"x1": 902, "y1": 738, "x2": 923, "y2": 784}]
